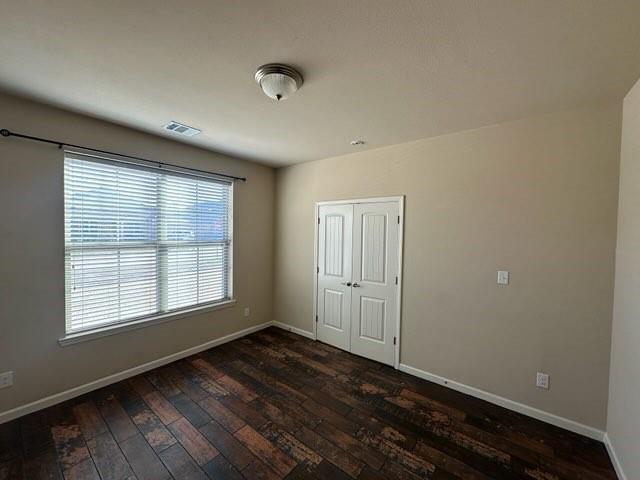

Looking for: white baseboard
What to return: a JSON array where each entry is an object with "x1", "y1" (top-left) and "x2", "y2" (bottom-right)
[
  {"x1": 603, "y1": 433, "x2": 628, "y2": 480},
  {"x1": 272, "y1": 321, "x2": 315, "y2": 340},
  {"x1": 398, "y1": 363, "x2": 605, "y2": 442},
  {"x1": 0, "y1": 321, "x2": 273, "y2": 425}
]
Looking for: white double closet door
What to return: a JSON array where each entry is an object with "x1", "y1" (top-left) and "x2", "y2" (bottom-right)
[{"x1": 316, "y1": 200, "x2": 400, "y2": 366}]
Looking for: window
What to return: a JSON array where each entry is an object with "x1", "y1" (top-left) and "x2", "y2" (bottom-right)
[{"x1": 64, "y1": 151, "x2": 233, "y2": 335}]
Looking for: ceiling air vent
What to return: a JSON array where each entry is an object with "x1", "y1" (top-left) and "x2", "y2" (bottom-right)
[{"x1": 163, "y1": 121, "x2": 201, "y2": 137}]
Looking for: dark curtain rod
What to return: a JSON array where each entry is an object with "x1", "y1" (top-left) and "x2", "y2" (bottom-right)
[{"x1": 0, "y1": 128, "x2": 247, "y2": 182}]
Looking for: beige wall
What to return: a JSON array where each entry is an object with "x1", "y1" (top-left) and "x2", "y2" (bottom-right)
[
  {"x1": 607, "y1": 78, "x2": 640, "y2": 477},
  {"x1": 275, "y1": 101, "x2": 621, "y2": 429},
  {"x1": 0, "y1": 92, "x2": 275, "y2": 414}
]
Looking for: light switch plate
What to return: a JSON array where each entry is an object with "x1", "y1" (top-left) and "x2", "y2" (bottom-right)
[{"x1": 497, "y1": 270, "x2": 509, "y2": 285}]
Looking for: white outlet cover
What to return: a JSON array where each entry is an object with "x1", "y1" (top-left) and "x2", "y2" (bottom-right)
[
  {"x1": 536, "y1": 372, "x2": 550, "y2": 389},
  {"x1": 0, "y1": 371, "x2": 13, "y2": 389},
  {"x1": 497, "y1": 270, "x2": 510, "y2": 285},
  {"x1": 244, "y1": 307, "x2": 250, "y2": 317}
]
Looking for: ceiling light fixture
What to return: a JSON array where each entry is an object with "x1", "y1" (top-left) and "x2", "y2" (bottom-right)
[{"x1": 255, "y1": 63, "x2": 303, "y2": 101}]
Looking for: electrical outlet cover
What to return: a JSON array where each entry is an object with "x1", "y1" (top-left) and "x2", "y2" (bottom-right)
[
  {"x1": 0, "y1": 371, "x2": 13, "y2": 389},
  {"x1": 536, "y1": 372, "x2": 550, "y2": 390}
]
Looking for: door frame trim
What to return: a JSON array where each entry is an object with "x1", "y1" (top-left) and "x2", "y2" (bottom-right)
[{"x1": 313, "y1": 195, "x2": 405, "y2": 369}]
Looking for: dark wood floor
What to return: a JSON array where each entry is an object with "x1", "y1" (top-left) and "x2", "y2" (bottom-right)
[{"x1": 0, "y1": 327, "x2": 617, "y2": 480}]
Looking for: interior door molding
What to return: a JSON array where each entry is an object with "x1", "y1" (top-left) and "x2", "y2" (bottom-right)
[{"x1": 313, "y1": 195, "x2": 405, "y2": 369}]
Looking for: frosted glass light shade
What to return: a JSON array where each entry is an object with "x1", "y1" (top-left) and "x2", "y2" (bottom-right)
[
  {"x1": 255, "y1": 64, "x2": 303, "y2": 101},
  {"x1": 260, "y1": 73, "x2": 298, "y2": 100}
]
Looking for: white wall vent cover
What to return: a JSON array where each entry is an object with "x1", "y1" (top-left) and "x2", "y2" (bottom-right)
[{"x1": 163, "y1": 121, "x2": 201, "y2": 137}]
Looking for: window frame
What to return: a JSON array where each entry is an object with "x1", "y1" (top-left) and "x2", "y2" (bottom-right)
[{"x1": 60, "y1": 148, "x2": 235, "y2": 345}]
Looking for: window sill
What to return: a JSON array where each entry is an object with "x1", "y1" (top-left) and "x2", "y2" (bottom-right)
[{"x1": 58, "y1": 299, "x2": 237, "y2": 347}]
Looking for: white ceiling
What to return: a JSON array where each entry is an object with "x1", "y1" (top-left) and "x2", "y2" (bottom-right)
[{"x1": 1, "y1": 1, "x2": 640, "y2": 166}]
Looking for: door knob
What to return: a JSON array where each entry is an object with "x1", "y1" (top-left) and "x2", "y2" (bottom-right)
[
  {"x1": 352, "y1": 282, "x2": 361, "y2": 287},
  {"x1": 341, "y1": 282, "x2": 352, "y2": 287}
]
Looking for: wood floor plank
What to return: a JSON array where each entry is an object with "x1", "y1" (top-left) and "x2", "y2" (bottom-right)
[
  {"x1": 381, "y1": 459, "x2": 428, "y2": 480},
  {"x1": 189, "y1": 357, "x2": 225, "y2": 380},
  {"x1": 314, "y1": 421, "x2": 385, "y2": 470},
  {"x1": 202, "y1": 455, "x2": 244, "y2": 480},
  {"x1": 119, "y1": 434, "x2": 171, "y2": 480},
  {"x1": 50, "y1": 423, "x2": 91, "y2": 472},
  {"x1": 397, "y1": 388, "x2": 467, "y2": 421},
  {"x1": 178, "y1": 368, "x2": 230, "y2": 398},
  {"x1": 219, "y1": 395, "x2": 269, "y2": 430},
  {"x1": 22, "y1": 449, "x2": 63, "y2": 480},
  {"x1": 97, "y1": 395, "x2": 139, "y2": 443},
  {"x1": 0, "y1": 421, "x2": 21, "y2": 464},
  {"x1": 264, "y1": 394, "x2": 322, "y2": 430},
  {"x1": 232, "y1": 359, "x2": 308, "y2": 403},
  {"x1": 146, "y1": 371, "x2": 181, "y2": 399},
  {"x1": 197, "y1": 397, "x2": 246, "y2": 433},
  {"x1": 158, "y1": 443, "x2": 208, "y2": 480},
  {"x1": 301, "y1": 398, "x2": 358, "y2": 435},
  {"x1": 0, "y1": 457, "x2": 24, "y2": 480},
  {"x1": 129, "y1": 406, "x2": 177, "y2": 453},
  {"x1": 315, "y1": 383, "x2": 375, "y2": 413},
  {"x1": 226, "y1": 341, "x2": 290, "y2": 372},
  {"x1": 142, "y1": 390, "x2": 181, "y2": 425},
  {"x1": 251, "y1": 397, "x2": 306, "y2": 434},
  {"x1": 86, "y1": 431, "x2": 134, "y2": 480},
  {"x1": 20, "y1": 411, "x2": 56, "y2": 459},
  {"x1": 162, "y1": 365, "x2": 209, "y2": 402},
  {"x1": 293, "y1": 426, "x2": 363, "y2": 478},
  {"x1": 259, "y1": 423, "x2": 322, "y2": 469},
  {"x1": 167, "y1": 417, "x2": 218, "y2": 466},
  {"x1": 170, "y1": 394, "x2": 211, "y2": 428},
  {"x1": 414, "y1": 442, "x2": 491, "y2": 480},
  {"x1": 176, "y1": 361, "x2": 230, "y2": 398},
  {"x1": 216, "y1": 374, "x2": 258, "y2": 402},
  {"x1": 72, "y1": 401, "x2": 108, "y2": 440},
  {"x1": 234, "y1": 424, "x2": 297, "y2": 476},
  {"x1": 305, "y1": 387, "x2": 353, "y2": 416},
  {"x1": 63, "y1": 457, "x2": 101, "y2": 480},
  {"x1": 128, "y1": 377, "x2": 155, "y2": 397},
  {"x1": 314, "y1": 459, "x2": 358, "y2": 480},
  {"x1": 282, "y1": 463, "x2": 317, "y2": 480},
  {"x1": 348, "y1": 408, "x2": 417, "y2": 451},
  {"x1": 198, "y1": 420, "x2": 255, "y2": 470},
  {"x1": 241, "y1": 458, "x2": 281, "y2": 480},
  {"x1": 357, "y1": 465, "x2": 388, "y2": 480}
]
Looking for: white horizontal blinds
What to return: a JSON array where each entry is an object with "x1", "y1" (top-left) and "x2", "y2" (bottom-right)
[
  {"x1": 64, "y1": 153, "x2": 232, "y2": 334},
  {"x1": 161, "y1": 174, "x2": 230, "y2": 310}
]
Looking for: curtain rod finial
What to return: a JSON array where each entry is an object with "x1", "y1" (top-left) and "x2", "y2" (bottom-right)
[{"x1": 0, "y1": 129, "x2": 11, "y2": 137}]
